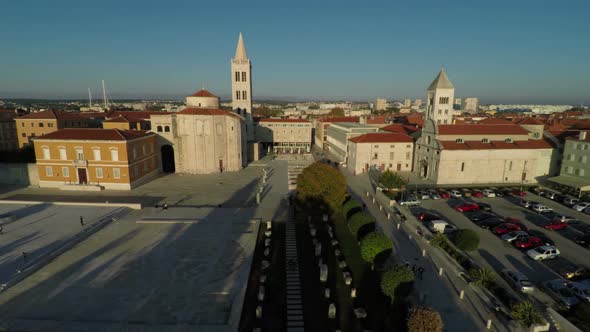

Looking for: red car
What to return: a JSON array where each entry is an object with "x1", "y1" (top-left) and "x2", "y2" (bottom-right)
[
  {"x1": 417, "y1": 212, "x2": 440, "y2": 222},
  {"x1": 472, "y1": 190, "x2": 484, "y2": 198},
  {"x1": 455, "y1": 202, "x2": 479, "y2": 212},
  {"x1": 493, "y1": 223, "x2": 526, "y2": 235},
  {"x1": 514, "y1": 236, "x2": 543, "y2": 249},
  {"x1": 544, "y1": 220, "x2": 568, "y2": 231},
  {"x1": 437, "y1": 189, "x2": 450, "y2": 199},
  {"x1": 511, "y1": 188, "x2": 527, "y2": 197}
]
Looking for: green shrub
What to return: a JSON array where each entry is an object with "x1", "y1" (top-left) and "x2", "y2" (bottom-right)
[
  {"x1": 359, "y1": 231, "x2": 392, "y2": 266},
  {"x1": 469, "y1": 267, "x2": 496, "y2": 289},
  {"x1": 429, "y1": 233, "x2": 448, "y2": 248},
  {"x1": 381, "y1": 264, "x2": 415, "y2": 303},
  {"x1": 379, "y1": 170, "x2": 407, "y2": 189},
  {"x1": 407, "y1": 306, "x2": 443, "y2": 332},
  {"x1": 342, "y1": 199, "x2": 362, "y2": 220},
  {"x1": 452, "y1": 229, "x2": 480, "y2": 251},
  {"x1": 511, "y1": 301, "x2": 543, "y2": 327},
  {"x1": 348, "y1": 212, "x2": 375, "y2": 240}
]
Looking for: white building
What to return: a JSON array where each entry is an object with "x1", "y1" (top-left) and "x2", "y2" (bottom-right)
[
  {"x1": 325, "y1": 123, "x2": 382, "y2": 162},
  {"x1": 347, "y1": 132, "x2": 414, "y2": 175},
  {"x1": 425, "y1": 68, "x2": 455, "y2": 125},
  {"x1": 462, "y1": 97, "x2": 479, "y2": 113},
  {"x1": 375, "y1": 98, "x2": 388, "y2": 111}
]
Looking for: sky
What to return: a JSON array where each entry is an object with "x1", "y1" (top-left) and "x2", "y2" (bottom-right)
[{"x1": 0, "y1": 0, "x2": 588, "y2": 104}]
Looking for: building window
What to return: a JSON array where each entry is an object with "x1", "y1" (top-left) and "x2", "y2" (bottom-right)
[
  {"x1": 134, "y1": 166, "x2": 139, "y2": 177},
  {"x1": 235, "y1": 71, "x2": 240, "y2": 82},
  {"x1": 143, "y1": 162, "x2": 148, "y2": 172},
  {"x1": 93, "y1": 148, "x2": 101, "y2": 161},
  {"x1": 76, "y1": 149, "x2": 84, "y2": 160},
  {"x1": 390, "y1": 145, "x2": 395, "y2": 148},
  {"x1": 579, "y1": 169, "x2": 585, "y2": 176},
  {"x1": 113, "y1": 168, "x2": 120, "y2": 179},
  {"x1": 157, "y1": 126, "x2": 163, "y2": 132},
  {"x1": 31, "y1": 123, "x2": 34, "y2": 127},
  {"x1": 444, "y1": 109, "x2": 448, "y2": 115},
  {"x1": 242, "y1": 71, "x2": 246, "y2": 82},
  {"x1": 242, "y1": 91, "x2": 247, "y2": 100},
  {"x1": 236, "y1": 91, "x2": 241, "y2": 100},
  {"x1": 59, "y1": 147, "x2": 67, "y2": 160},
  {"x1": 437, "y1": 119, "x2": 441, "y2": 124},
  {"x1": 21, "y1": 122, "x2": 24, "y2": 127},
  {"x1": 438, "y1": 110, "x2": 442, "y2": 115},
  {"x1": 62, "y1": 167, "x2": 69, "y2": 177},
  {"x1": 133, "y1": 147, "x2": 137, "y2": 159},
  {"x1": 509, "y1": 161, "x2": 513, "y2": 171},
  {"x1": 96, "y1": 167, "x2": 103, "y2": 178},
  {"x1": 584, "y1": 144, "x2": 589, "y2": 150},
  {"x1": 389, "y1": 152, "x2": 394, "y2": 160},
  {"x1": 569, "y1": 154, "x2": 576, "y2": 161},
  {"x1": 461, "y1": 162, "x2": 465, "y2": 172},
  {"x1": 567, "y1": 166, "x2": 573, "y2": 174},
  {"x1": 110, "y1": 149, "x2": 119, "y2": 161},
  {"x1": 48, "y1": 123, "x2": 53, "y2": 128},
  {"x1": 39, "y1": 123, "x2": 44, "y2": 127},
  {"x1": 373, "y1": 153, "x2": 378, "y2": 159},
  {"x1": 164, "y1": 126, "x2": 170, "y2": 132},
  {"x1": 482, "y1": 138, "x2": 489, "y2": 143},
  {"x1": 583, "y1": 156, "x2": 588, "y2": 163},
  {"x1": 505, "y1": 138, "x2": 513, "y2": 143},
  {"x1": 455, "y1": 138, "x2": 463, "y2": 143},
  {"x1": 534, "y1": 132, "x2": 540, "y2": 138},
  {"x1": 42, "y1": 147, "x2": 50, "y2": 160},
  {"x1": 443, "y1": 119, "x2": 448, "y2": 124},
  {"x1": 406, "y1": 152, "x2": 411, "y2": 160},
  {"x1": 21, "y1": 133, "x2": 26, "y2": 137},
  {"x1": 439, "y1": 97, "x2": 449, "y2": 104},
  {"x1": 45, "y1": 166, "x2": 53, "y2": 177},
  {"x1": 374, "y1": 145, "x2": 379, "y2": 148}
]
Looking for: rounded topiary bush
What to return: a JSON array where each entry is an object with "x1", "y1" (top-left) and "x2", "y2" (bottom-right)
[
  {"x1": 452, "y1": 229, "x2": 480, "y2": 251},
  {"x1": 348, "y1": 212, "x2": 375, "y2": 240},
  {"x1": 407, "y1": 306, "x2": 443, "y2": 332},
  {"x1": 360, "y1": 231, "x2": 392, "y2": 266}
]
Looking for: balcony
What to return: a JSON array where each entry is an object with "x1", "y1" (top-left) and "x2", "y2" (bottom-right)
[{"x1": 72, "y1": 159, "x2": 88, "y2": 167}]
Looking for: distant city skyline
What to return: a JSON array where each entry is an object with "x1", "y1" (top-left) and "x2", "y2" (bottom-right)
[{"x1": 0, "y1": 0, "x2": 588, "y2": 104}]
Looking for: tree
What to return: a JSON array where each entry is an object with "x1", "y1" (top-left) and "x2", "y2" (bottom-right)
[
  {"x1": 469, "y1": 267, "x2": 496, "y2": 289},
  {"x1": 511, "y1": 301, "x2": 543, "y2": 327},
  {"x1": 407, "y1": 306, "x2": 443, "y2": 332},
  {"x1": 452, "y1": 229, "x2": 480, "y2": 251},
  {"x1": 381, "y1": 264, "x2": 415, "y2": 303},
  {"x1": 360, "y1": 231, "x2": 392, "y2": 266},
  {"x1": 379, "y1": 170, "x2": 407, "y2": 190},
  {"x1": 342, "y1": 199, "x2": 362, "y2": 220},
  {"x1": 296, "y1": 162, "x2": 347, "y2": 213},
  {"x1": 329, "y1": 107, "x2": 344, "y2": 116},
  {"x1": 347, "y1": 212, "x2": 375, "y2": 239},
  {"x1": 253, "y1": 107, "x2": 282, "y2": 118}
]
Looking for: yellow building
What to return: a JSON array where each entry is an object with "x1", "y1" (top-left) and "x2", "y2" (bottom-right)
[
  {"x1": 33, "y1": 128, "x2": 158, "y2": 190},
  {"x1": 15, "y1": 110, "x2": 99, "y2": 148}
]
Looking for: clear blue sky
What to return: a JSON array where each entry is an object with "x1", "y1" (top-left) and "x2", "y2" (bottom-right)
[{"x1": 0, "y1": 0, "x2": 588, "y2": 104}]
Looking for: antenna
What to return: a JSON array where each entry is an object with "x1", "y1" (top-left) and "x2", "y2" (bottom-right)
[
  {"x1": 88, "y1": 88, "x2": 92, "y2": 108},
  {"x1": 102, "y1": 80, "x2": 108, "y2": 109}
]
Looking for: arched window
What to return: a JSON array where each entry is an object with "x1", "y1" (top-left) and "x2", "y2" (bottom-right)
[
  {"x1": 455, "y1": 138, "x2": 463, "y2": 143},
  {"x1": 505, "y1": 138, "x2": 513, "y2": 143},
  {"x1": 157, "y1": 126, "x2": 163, "y2": 132},
  {"x1": 482, "y1": 138, "x2": 489, "y2": 143},
  {"x1": 164, "y1": 126, "x2": 170, "y2": 132}
]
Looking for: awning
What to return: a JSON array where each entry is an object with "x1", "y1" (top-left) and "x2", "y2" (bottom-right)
[{"x1": 548, "y1": 175, "x2": 590, "y2": 192}]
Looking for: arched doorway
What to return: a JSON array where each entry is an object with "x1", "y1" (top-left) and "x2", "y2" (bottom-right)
[
  {"x1": 421, "y1": 160, "x2": 428, "y2": 178},
  {"x1": 161, "y1": 145, "x2": 175, "y2": 173}
]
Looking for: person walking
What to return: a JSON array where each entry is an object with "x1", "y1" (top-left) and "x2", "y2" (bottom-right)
[
  {"x1": 80, "y1": 216, "x2": 84, "y2": 226},
  {"x1": 417, "y1": 266, "x2": 425, "y2": 280}
]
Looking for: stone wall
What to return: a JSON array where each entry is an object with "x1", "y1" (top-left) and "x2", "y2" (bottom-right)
[{"x1": 0, "y1": 163, "x2": 39, "y2": 186}]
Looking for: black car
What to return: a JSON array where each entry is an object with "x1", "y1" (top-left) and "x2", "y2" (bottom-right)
[
  {"x1": 466, "y1": 211, "x2": 496, "y2": 222},
  {"x1": 575, "y1": 234, "x2": 590, "y2": 248},
  {"x1": 478, "y1": 218, "x2": 507, "y2": 230},
  {"x1": 527, "y1": 230, "x2": 555, "y2": 246},
  {"x1": 477, "y1": 202, "x2": 492, "y2": 212}
]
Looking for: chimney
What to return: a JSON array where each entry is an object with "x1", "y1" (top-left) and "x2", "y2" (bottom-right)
[{"x1": 580, "y1": 131, "x2": 587, "y2": 140}]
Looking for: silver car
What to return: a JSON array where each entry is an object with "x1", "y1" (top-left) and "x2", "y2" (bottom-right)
[
  {"x1": 502, "y1": 269, "x2": 535, "y2": 293},
  {"x1": 501, "y1": 231, "x2": 529, "y2": 243}
]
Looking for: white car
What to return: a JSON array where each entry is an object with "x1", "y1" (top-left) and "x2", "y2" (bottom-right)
[
  {"x1": 532, "y1": 205, "x2": 553, "y2": 213},
  {"x1": 573, "y1": 202, "x2": 590, "y2": 212},
  {"x1": 482, "y1": 189, "x2": 496, "y2": 198},
  {"x1": 501, "y1": 231, "x2": 529, "y2": 243},
  {"x1": 449, "y1": 190, "x2": 462, "y2": 198},
  {"x1": 527, "y1": 245, "x2": 560, "y2": 261}
]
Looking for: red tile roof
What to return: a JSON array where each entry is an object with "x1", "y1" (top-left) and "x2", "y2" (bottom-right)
[
  {"x1": 33, "y1": 128, "x2": 153, "y2": 141},
  {"x1": 17, "y1": 110, "x2": 86, "y2": 120},
  {"x1": 189, "y1": 89, "x2": 218, "y2": 98},
  {"x1": 365, "y1": 115, "x2": 390, "y2": 124},
  {"x1": 381, "y1": 124, "x2": 420, "y2": 135},
  {"x1": 103, "y1": 115, "x2": 135, "y2": 123},
  {"x1": 440, "y1": 139, "x2": 554, "y2": 150},
  {"x1": 349, "y1": 132, "x2": 413, "y2": 143},
  {"x1": 259, "y1": 118, "x2": 310, "y2": 123},
  {"x1": 437, "y1": 124, "x2": 529, "y2": 135},
  {"x1": 105, "y1": 111, "x2": 170, "y2": 120},
  {"x1": 178, "y1": 108, "x2": 241, "y2": 118},
  {"x1": 477, "y1": 118, "x2": 513, "y2": 125},
  {"x1": 318, "y1": 116, "x2": 360, "y2": 123},
  {"x1": 516, "y1": 117, "x2": 544, "y2": 125}
]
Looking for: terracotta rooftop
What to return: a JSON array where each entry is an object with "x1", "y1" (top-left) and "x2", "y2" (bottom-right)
[
  {"x1": 33, "y1": 128, "x2": 153, "y2": 141},
  {"x1": 477, "y1": 118, "x2": 513, "y2": 125},
  {"x1": 318, "y1": 116, "x2": 360, "y2": 123},
  {"x1": 105, "y1": 111, "x2": 170, "y2": 120},
  {"x1": 189, "y1": 89, "x2": 218, "y2": 98},
  {"x1": 437, "y1": 124, "x2": 529, "y2": 136},
  {"x1": 440, "y1": 139, "x2": 554, "y2": 150},
  {"x1": 365, "y1": 115, "x2": 390, "y2": 124},
  {"x1": 259, "y1": 118, "x2": 310, "y2": 123},
  {"x1": 178, "y1": 108, "x2": 241, "y2": 118},
  {"x1": 17, "y1": 110, "x2": 86, "y2": 120},
  {"x1": 349, "y1": 132, "x2": 413, "y2": 143},
  {"x1": 381, "y1": 124, "x2": 420, "y2": 135},
  {"x1": 103, "y1": 115, "x2": 135, "y2": 123},
  {"x1": 516, "y1": 117, "x2": 544, "y2": 125}
]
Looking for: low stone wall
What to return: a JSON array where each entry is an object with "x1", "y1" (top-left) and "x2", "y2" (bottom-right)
[
  {"x1": 547, "y1": 308, "x2": 582, "y2": 332},
  {"x1": 0, "y1": 163, "x2": 38, "y2": 186},
  {"x1": 0, "y1": 200, "x2": 142, "y2": 210}
]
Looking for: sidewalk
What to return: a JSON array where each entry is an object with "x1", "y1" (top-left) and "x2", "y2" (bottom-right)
[{"x1": 343, "y1": 170, "x2": 513, "y2": 332}]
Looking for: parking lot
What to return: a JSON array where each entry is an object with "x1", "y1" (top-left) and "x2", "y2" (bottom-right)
[
  {"x1": 0, "y1": 203, "x2": 118, "y2": 285},
  {"x1": 408, "y1": 188, "x2": 590, "y2": 309}
]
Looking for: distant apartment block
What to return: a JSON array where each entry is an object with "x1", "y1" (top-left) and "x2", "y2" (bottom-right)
[
  {"x1": 549, "y1": 132, "x2": 590, "y2": 194},
  {"x1": 375, "y1": 98, "x2": 388, "y2": 111},
  {"x1": 462, "y1": 97, "x2": 479, "y2": 113},
  {"x1": 0, "y1": 110, "x2": 18, "y2": 151}
]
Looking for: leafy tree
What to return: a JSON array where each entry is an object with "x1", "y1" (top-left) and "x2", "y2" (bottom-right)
[
  {"x1": 348, "y1": 212, "x2": 375, "y2": 240},
  {"x1": 360, "y1": 231, "x2": 392, "y2": 266},
  {"x1": 407, "y1": 306, "x2": 443, "y2": 332},
  {"x1": 329, "y1": 107, "x2": 344, "y2": 116},
  {"x1": 469, "y1": 267, "x2": 496, "y2": 289},
  {"x1": 452, "y1": 229, "x2": 480, "y2": 251},
  {"x1": 511, "y1": 301, "x2": 543, "y2": 327},
  {"x1": 342, "y1": 199, "x2": 362, "y2": 220},
  {"x1": 253, "y1": 107, "x2": 282, "y2": 118},
  {"x1": 296, "y1": 162, "x2": 347, "y2": 213},
  {"x1": 381, "y1": 264, "x2": 415, "y2": 303},
  {"x1": 379, "y1": 170, "x2": 407, "y2": 190}
]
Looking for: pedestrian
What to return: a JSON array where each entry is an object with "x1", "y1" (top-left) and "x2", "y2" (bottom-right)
[
  {"x1": 404, "y1": 260, "x2": 410, "y2": 270},
  {"x1": 80, "y1": 216, "x2": 84, "y2": 226},
  {"x1": 418, "y1": 266, "x2": 425, "y2": 280}
]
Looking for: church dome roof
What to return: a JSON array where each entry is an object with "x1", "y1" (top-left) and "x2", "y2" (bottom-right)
[{"x1": 189, "y1": 89, "x2": 218, "y2": 98}]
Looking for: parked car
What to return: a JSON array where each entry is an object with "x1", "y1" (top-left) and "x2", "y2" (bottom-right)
[
  {"x1": 511, "y1": 188, "x2": 527, "y2": 197},
  {"x1": 526, "y1": 230, "x2": 555, "y2": 246},
  {"x1": 472, "y1": 190, "x2": 484, "y2": 198},
  {"x1": 542, "y1": 279, "x2": 580, "y2": 308},
  {"x1": 529, "y1": 186, "x2": 542, "y2": 194},
  {"x1": 565, "y1": 282, "x2": 590, "y2": 302},
  {"x1": 573, "y1": 202, "x2": 590, "y2": 212},
  {"x1": 501, "y1": 231, "x2": 529, "y2": 243},
  {"x1": 514, "y1": 236, "x2": 545, "y2": 249},
  {"x1": 399, "y1": 196, "x2": 420, "y2": 206},
  {"x1": 501, "y1": 269, "x2": 535, "y2": 293},
  {"x1": 461, "y1": 189, "x2": 472, "y2": 198},
  {"x1": 427, "y1": 220, "x2": 458, "y2": 234},
  {"x1": 417, "y1": 212, "x2": 441, "y2": 222},
  {"x1": 563, "y1": 196, "x2": 581, "y2": 207},
  {"x1": 466, "y1": 211, "x2": 496, "y2": 222},
  {"x1": 527, "y1": 245, "x2": 560, "y2": 261},
  {"x1": 493, "y1": 223, "x2": 527, "y2": 235},
  {"x1": 449, "y1": 189, "x2": 462, "y2": 198},
  {"x1": 499, "y1": 188, "x2": 513, "y2": 196},
  {"x1": 417, "y1": 191, "x2": 430, "y2": 200},
  {"x1": 437, "y1": 189, "x2": 450, "y2": 199},
  {"x1": 544, "y1": 191, "x2": 561, "y2": 200},
  {"x1": 575, "y1": 234, "x2": 590, "y2": 248},
  {"x1": 482, "y1": 189, "x2": 496, "y2": 198},
  {"x1": 477, "y1": 202, "x2": 492, "y2": 212},
  {"x1": 560, "y1": 267, "x2": 590, "y2": 281},
  {"x1": 478, "y1": 218, "x2": 508, "y2": 230},
  {"x1": 552, "y1": 215, "x2": 577, "y2": 223},
  {"x1": 583, "y1": 207, "x2": 590, "y2": 215},
  {"x1": 532, "y1": 204, "x2": 553, "y2": 213},
  {"x1": 544, "y1": 220, "x2": 568, "y2": 231},
  {"x1": 455, "y1": 202, "x2": 479, "y2": 212},
  {"x1": 519, "y1": 199, "x2": 534, "y2": 208},
  {"x1": 429, "y1": 191, "x2": 441, "y2": 200}
]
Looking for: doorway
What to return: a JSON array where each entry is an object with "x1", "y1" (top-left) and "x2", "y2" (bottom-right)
[
  {"x1": 422, "y1": 164, "x2": 428, "y2": 178},
  {"x1": 78, "y1": 168, "x2": 88, "y2": 184},
  {"x1": 397, "y1": 164, "x2": 402, "y2": 171},
  {"x1": 161, "y1": 145, "x2": 175, "y2": 173},
  {"x1": 219, "y1": 159, "x2": 224, "y2": 173}
]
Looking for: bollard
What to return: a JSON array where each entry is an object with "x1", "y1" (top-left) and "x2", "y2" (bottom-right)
[
  {"x1": 328, "y1": 303, "x2": 336, "y2": 319},
  {"x1": 422, "y1": 249, "x2": 426, "y2": 257},
  {"x1": 486, "y1": 319, "x2": 492, "y2": 330},
  {"x1": 387, "y1": 213, "x2": 391, "y2": 220},
  {"x1": 351, "y1": 288, "x2": 357, "y2": 298},
  {"x1": 372, "y1": 197, "x2": 376, "y2": 204},
  {"x1": 397, "y1": 223, "x2": 400, "y2": 230},
  {"x1": 409, "y1": 235, "x2": 412, "y2": 240},
  {"x1": 256, "y1": 193, "x2": 261, "y2": 204},
  {"x1": 256, "y1": 305, "x2": 263, "y2": 319},
  {"x1": 439, "y1": 267, "x2": 443, "y2": 276},
  {"x1": 366, "y1": 191, "x2": 369, "y2": 197},
  {"x1": 266, "y1": 221, "x2": 272, "y2": 230},
  {"x1": 379, "y1": 205, "x2": 383, "y2": 211},
  {"x1": 324, "y1": 288, "x2": 331, "y2": 299},
  {"x1": 460, "y1": 290, "x2": 465, "y2": 300}
]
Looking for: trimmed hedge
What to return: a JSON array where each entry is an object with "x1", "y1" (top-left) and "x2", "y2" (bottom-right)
[
  {"x1": 360, "y1": 231, "x2": 392, "y2": 265},
  {"x1": 348, "y1": 212, "x2": 375, "y2": 240},
  {"x1": 342, "y1": 199, "x2": 362, "y2": 220}
]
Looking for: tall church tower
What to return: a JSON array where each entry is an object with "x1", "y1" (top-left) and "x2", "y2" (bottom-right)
[
  {"x1": 231, "y1": 32, "x2": 254, "y2": 141},
  {"x1": 426, "y1": 68, "x2": 455, "y2": 125}
]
